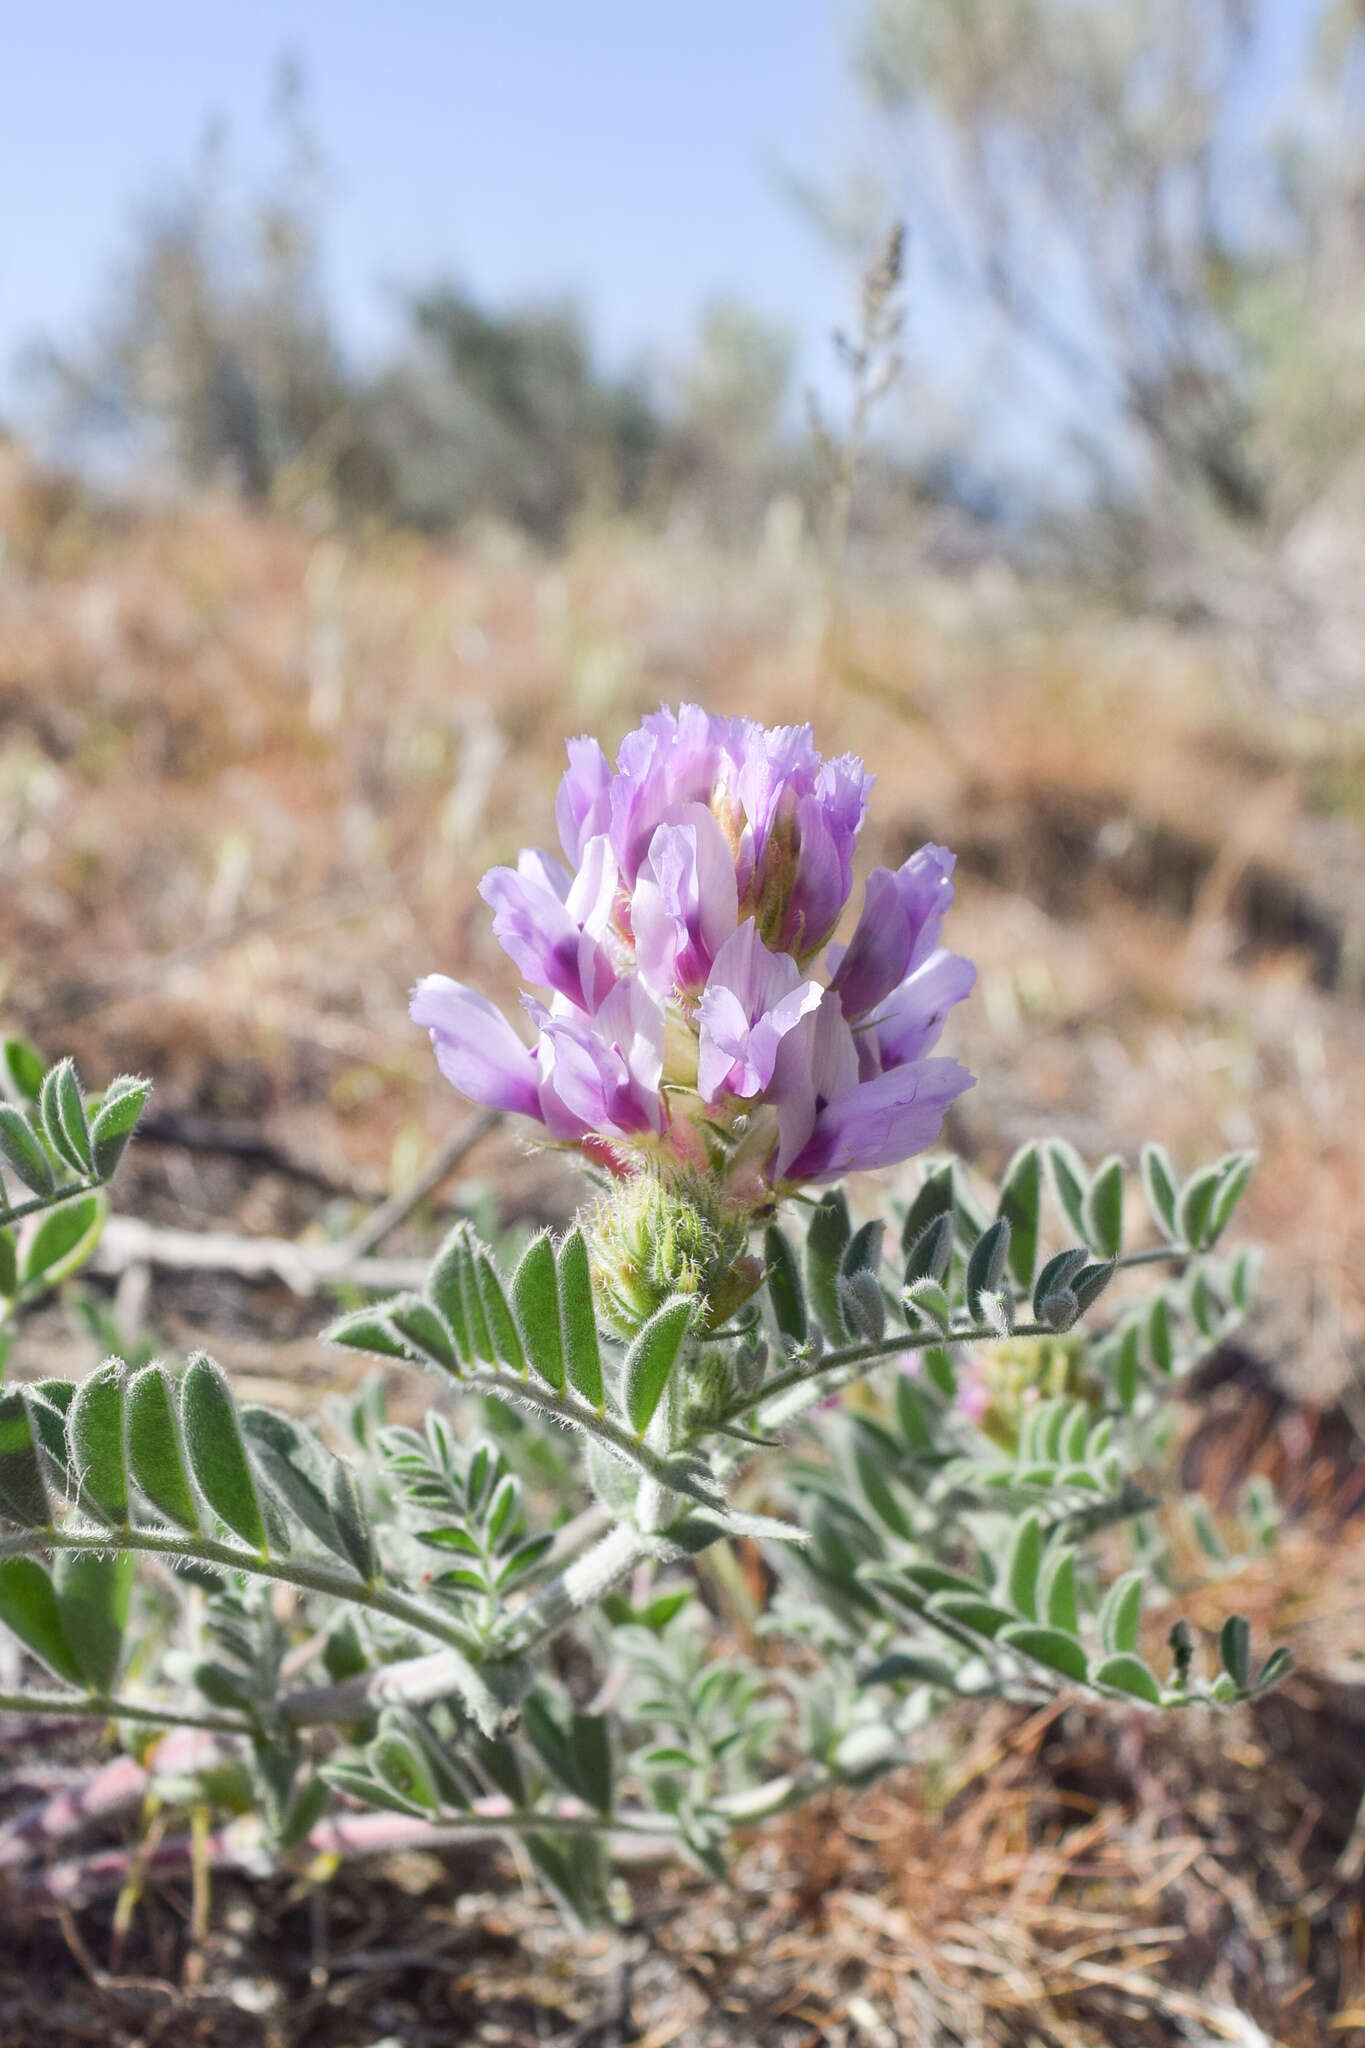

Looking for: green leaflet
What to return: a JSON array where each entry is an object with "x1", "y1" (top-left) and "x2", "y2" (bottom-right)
[
  {"x1": 40, "y1": 1061, "x2": 92, "y2": 1177},
  {"x1": 0, "y1": 1391, "x2": 52, "y2": 1527},
  {"x1": 996, "y1": 1143, "x2": 1040, "y2": 1289},
  {"x1": 557, "y1": 1229, "x2": 603, "y2": 1410},
  {"x1": 88, "y1": 1077, "x2": 151, "y2": 1179},
  {"x1": 1082, "y1": 1155, "x2": 1125, "y2": 1261},
  {"x1": 0, "y1": 1558, "x2": 83, "y2": 1686},
  {"x1": 55, "y1": 1551, "x2": 134, "y2": 1694},
  {"x1": 763, "y1": 1224, "x2": 807, "y2": 1346},
  {"x1": 180, "y1": 1354, "x2": 268, "y2": 1553},
  {"x1": 1092, "y1": 1652, "x2": 1162, "y2": 1703},
  {"x1": 805, "y1": 1190, "x2": 851, "y2": 1341},
  {"x1": 68, "y1": 1359, "x2": 128, "y2": 1526},
  {"x1": 125, "y1": 1364, "x2": 200, "y2": 1532},
  {"x1": 998, "y1": 1623, "x2": 1088, "y2": 1683},
  {"x1": 513, "y1": 1231, "x2": 565, "y2": 1390},
  {"x1": 19, "y1": 1194, "x2": 106, "y2": 1292},
  {"x1": 0, "y1": 1104, "x2": 54, "y2": 1198},
  {"x1": 476, "y1": 1251, "x2": 525, "y2": 1374},
  {"x1": 622, "y1": 1295, "x2": 693, "y2": 1436}
]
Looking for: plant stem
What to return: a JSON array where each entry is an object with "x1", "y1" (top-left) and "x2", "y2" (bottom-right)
[
  {"x1": 722, "y1": 1319, "x2": 1057, "y2": 1430},
  {"x1": 490, "y1": 1522, "x2": 649, "y2": 1659},
  {"x1": 461, "y1": 1367, "x2": 671, "y2": 1483},
  {"x1": 0, "y1": 1687, "x2": 251, "y2": 1737},
  {"x1": 0, "y1": 1180, "x2": 102, "y2": 1230}
]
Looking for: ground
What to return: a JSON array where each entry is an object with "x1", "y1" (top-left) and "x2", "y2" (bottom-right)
[{"x1": 2, "y1": 443, "x2": 1364, "y2": 2044}]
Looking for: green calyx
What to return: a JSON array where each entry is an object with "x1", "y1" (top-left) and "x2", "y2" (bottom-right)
[{"x1": 586, "y1": 1169, "x2": 761, "y2": 1338}]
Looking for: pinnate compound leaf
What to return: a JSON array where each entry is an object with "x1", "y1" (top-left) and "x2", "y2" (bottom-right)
[
  {"x1": 623, "y1": 1296, "x2": 693, "y2": 1436},
  {"x1": 54, "y1": 1551, "x2": 134, "y2": 1694},
  {"x1": 557, "y1": 1228, "x2": 603, "y2": 1410},
  {"x1": 126, "y1": 1365, "x2": 200, "y2": 1532},
  {"x1": 513, "y1": 1231, "x2": 564, "y2": 1389},
  {"x1": 181, "y1": 1354, "x2": 268, "y2": 1552},
  {"x1": 0, "y1": 1558, "x2": 83, "y2": 1685},
  {"x1": 0, "y1": 1104, "x2": 55, "y2": 1199},
  {"x1": 68, "y1": 1359, "x2": 128, "y2": 1526}
]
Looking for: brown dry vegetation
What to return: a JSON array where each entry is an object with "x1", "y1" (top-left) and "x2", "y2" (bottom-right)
[{"x1": 2, "y1": 436, "x2": 1365, "y2": 2045}]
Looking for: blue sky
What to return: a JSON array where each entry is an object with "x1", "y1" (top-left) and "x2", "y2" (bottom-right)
[{"x1": 2, "y1": 1, "x2": 866, "y2": 407}]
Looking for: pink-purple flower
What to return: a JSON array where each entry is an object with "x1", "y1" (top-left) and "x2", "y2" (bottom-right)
[{"x1": 411, "y1": 704, "x2": 975, "y2": 1199}]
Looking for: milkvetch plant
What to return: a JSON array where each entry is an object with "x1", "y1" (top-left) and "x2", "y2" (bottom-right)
[{"x1": 0, "y1": 706, "x2": 1286, "y2": 1925}]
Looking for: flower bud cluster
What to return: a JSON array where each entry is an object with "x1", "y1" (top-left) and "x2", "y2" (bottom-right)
[{"x1": 412, "y1": 704, "x2": 975, "y2": 1211}]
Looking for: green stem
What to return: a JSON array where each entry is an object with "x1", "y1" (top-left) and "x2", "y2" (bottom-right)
[
  {"x1": 722, "y1": 1319, "x2": 1057, "y2": 1430},
  {"x1": 461, "y1": 1367, "x2": 672, "y2": 1483},
  {"x1": 0, "y1": 1686, "x2": 251, "y2": 1737},
  {"x1": 0, "y1": 1523, "x2": 480, "y2": 1659},
  {"x1": 0, "y1": 1179, "x2": 102, "y2": 1229}
]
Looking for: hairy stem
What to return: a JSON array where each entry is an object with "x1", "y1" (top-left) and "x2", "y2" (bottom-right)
[
  {"x1": 0, "y1": 1524, "x2": 473, "y2": 1652},
  {"x1": 720, "y1": 1319, "x2": 1058, "y2": 1433},
  {"x1": 0, "y1": 1687, "x2": 251, "y2": 1737},
  {"x1": 460, "y1": 1367, "x2": 676, "y2": 1483}
]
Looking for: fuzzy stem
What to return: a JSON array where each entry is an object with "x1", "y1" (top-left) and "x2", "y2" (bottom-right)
[
  {"x1": 0, "y1": 1523, "x2": 499, "y2": 1727},
  {"x1": 720, "y1": 1318, "x2": 1059, "y2": 1431},
  {"x1": 460, "y1": 1367, "x2": 678, "y2": 1484},
  {"x1": 490, "y1": 1521, "x2": 649, "y2": 1659},
  {"x1": 0, "y1": 1687, "x2": 250, "y2": 1737}
]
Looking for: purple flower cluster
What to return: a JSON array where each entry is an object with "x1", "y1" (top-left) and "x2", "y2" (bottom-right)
[{"x1": 411, "y1": 705, "x2": 974, "y2": 1199}]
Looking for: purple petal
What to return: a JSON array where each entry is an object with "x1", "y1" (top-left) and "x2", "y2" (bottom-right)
[
  {"x1": 831, "y1": 845, "x2": 958, "y2": 1020},
  {"x1": 632, "y1": 804, "x2": 739, "y2": 996},
  {"x1": 534, "y1": 981, "x2": 664, "y2": 1140},
  {"x1": 479, "y1": 839, "x2": 617, "y2": 1011},
  {"x1": 783, "y1": 1057, "x2": 975, "y2": 1182},
  {"x1": 696, "y1": 921, "x2": 822, "y2": 1100},
  {"x1": 410, "y1": 976, "x2": 542, "y2": 1120},
  {"x1": 867, "y1": 948, "x2": 977, "y2": 1071},
  {"x1": 555, "y1": 737, "x2": 612, "y2": 866}
]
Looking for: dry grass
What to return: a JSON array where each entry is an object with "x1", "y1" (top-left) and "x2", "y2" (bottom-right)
[{"x1": 3, "y1": 440, "x2": 1365, "y2": 2042}]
